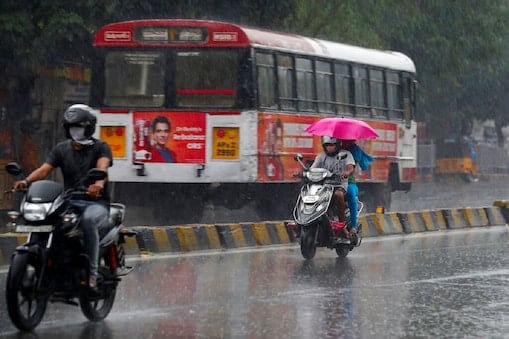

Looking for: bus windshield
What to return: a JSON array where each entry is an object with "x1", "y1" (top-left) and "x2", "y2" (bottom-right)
[
  {"x1": 176, "y1": 50, "x2": 237, "y2": 107},
  {"x1": 105, "y1": 51, "x2": 165, "y2": 107},
  {"x1": 103, "y1": 49, "x2": 239, "y2": 108}
]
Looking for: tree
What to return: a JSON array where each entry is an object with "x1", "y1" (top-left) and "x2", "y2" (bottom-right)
[
  {"x1": 282, "y1": 0, "x2": 509, "y2": 141},
  {"x1": 1, "y1": 0, "x2": 508, "y2": 142}
]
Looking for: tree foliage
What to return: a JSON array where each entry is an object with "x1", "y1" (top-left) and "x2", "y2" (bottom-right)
[{"x1": 1, "y1": 0, "x2": 508, "y2": 141}]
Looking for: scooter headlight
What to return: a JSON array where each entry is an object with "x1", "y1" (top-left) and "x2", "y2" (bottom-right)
[
  {"x1": 23, "y1": 202, "x2": 52, "y2": 221},
  {"x1": 306, "y1": 168, "x2": 328, "y2": 182}
]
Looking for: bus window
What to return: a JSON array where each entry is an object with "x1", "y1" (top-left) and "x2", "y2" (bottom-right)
[
  {"x1": 401, "y1": 74, "x2": 414, "y2": 127},
  {"x1": 295, "y1": 57, "x2": 314, "y2": 112},
  {"x1": 369, "y1": 69, "x2": 386, "y2": 118},
  {"x1": 387, "y1": 71, "x2": 403, "y2": 121},
  {"x1": 104, "y1": 51, "x2": 165, "y2": 107},
  {"x1": 256, "y1": 52, "x2": 277, "y2": 109},
  {"x1": 334, "y1": 63, "x2": 353, "y2": 116},
  {"x1": 276, "y1": 55, "x2": 296, "y2": 110},
  {"x1": 316, "y1": 61, "x2": 333, "y2": 114},
  {"x1": 352, "y1": 66, "x2": 370, "y2": 117},
  {"x1": 176, "y1": 50, "x2": 237, "y2": 107}
]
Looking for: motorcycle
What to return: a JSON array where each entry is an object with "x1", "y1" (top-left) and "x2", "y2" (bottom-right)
[
  {"x1": 290, "y1": 153, "x2": 362, "y2": 259},
  {"x1": 4, "y1": 162, "x2": 136, "y2": 331}
]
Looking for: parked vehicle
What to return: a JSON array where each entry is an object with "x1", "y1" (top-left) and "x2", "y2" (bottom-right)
[
  {"x1": 290, "y1": 154, "x2": 362, "y2": 259},
  {"x1": 435, "y1": 137, "x2": 478, "y2": 182},
  {"x1": 4, "y1": 162, "x2": 136, "y2": 331}
]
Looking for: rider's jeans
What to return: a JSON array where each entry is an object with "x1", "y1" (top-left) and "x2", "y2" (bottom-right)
[
  {"x1": 347, "y1": 183, "x2": 359, "y2": 229},
  {"x1": 74, "y1": 201, "x2": 109, "y2": 277}
]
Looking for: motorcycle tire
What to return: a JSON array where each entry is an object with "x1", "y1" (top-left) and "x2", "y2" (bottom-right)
[
  {"x1": 6, "y1": 252, "x2": 49, "y2": 331},
  {"x1": 79, "y1": 251, "x2": 117, "y2": 321},
  {"x1": 300, "y1": 226, "x2": 317, "y2": 259},
  {"x1": 335, "y1": 244, "x2": 350, "y2": 257}
]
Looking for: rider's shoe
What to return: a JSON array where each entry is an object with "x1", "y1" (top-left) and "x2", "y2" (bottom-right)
[
  {"x1": 89, "y1": 275, "x2": 98, "y2": 291},
  {"x1": 349, "y1": 228, "x2": 359, "y2": 245}
]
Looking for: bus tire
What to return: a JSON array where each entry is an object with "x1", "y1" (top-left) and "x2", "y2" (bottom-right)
[{"x1": 361, "y1": 183, "x2": 391, "y2": 213}]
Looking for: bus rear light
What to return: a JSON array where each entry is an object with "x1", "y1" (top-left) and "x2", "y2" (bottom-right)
[{"x1": 216, "y1": 129, "x2": 226, "y2": 138}]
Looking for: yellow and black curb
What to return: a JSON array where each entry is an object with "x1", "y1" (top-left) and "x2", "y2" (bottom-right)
[{"x1": 1, "y1": 203, "x2": 508, "y2": 265}]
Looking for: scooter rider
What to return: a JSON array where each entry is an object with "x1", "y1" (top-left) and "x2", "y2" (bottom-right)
[
  {"x1": 310, "y1": 136, "x2": 355, "y2": 231},
  {"x1": 13, "y1": 104, "x2": 113, "y2": 290}
]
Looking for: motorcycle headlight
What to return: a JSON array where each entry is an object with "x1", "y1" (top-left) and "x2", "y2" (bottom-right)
[{"x1": 23, "y1": 202, "x2": 52, "y2": 221}]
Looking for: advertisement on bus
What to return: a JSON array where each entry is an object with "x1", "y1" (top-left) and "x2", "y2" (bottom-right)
[
  {"x1": 257, "y1": 112, "x2": 399, "y2": 182},
  {"x1": 132, "y1": 111, "x2": 206, "y2": 163}
]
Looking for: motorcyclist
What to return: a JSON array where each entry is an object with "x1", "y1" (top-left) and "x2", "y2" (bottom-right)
[
  {"x1": 13, "y1": 104, "x2": 113, "y2": 290},
  {"x1": 310, "y1": 136, "x2": 355, "y2": 233}
]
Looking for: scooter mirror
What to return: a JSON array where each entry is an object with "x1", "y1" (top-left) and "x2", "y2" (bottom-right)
[{"x1": 5, "y1": 162, "x2": 22, "y2": 176}]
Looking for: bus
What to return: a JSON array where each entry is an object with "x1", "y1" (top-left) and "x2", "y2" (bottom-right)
[{"x1": 90, "y1": 19, "x2": 417, "y2": 226}]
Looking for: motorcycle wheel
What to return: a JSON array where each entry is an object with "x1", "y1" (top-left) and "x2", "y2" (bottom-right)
[
  {"x1": 6, "y1": 253, "x2": 48, "y2": 331},
  {"x1": 335, "y1": 244, "x2": 350, "y2": 257},
  {"x1": 79, "y1": 251, "x2": 117, "y2": 321},
  {"x1": 300, "y1": 226, "x2": 317, "y2": 259}
]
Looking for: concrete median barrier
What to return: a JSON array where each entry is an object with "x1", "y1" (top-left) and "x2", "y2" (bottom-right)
[
  {"x1": 1, "y1": 204, "x2": 508, "y2": 262},
  {"x1": 397, "y1": 210, "x2": 446, "y2": 233}
]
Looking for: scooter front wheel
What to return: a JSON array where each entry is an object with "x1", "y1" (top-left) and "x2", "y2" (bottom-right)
[{"x1": 300, "y1": 225, "x2": 317, "y2": 259}]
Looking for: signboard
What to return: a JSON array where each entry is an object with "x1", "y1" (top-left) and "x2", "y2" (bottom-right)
[{"x1": 133, "y1": 111, "x2": 206, "y2": 163}]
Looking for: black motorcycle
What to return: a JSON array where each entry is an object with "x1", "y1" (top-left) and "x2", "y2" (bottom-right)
[{"x1": 4, "y1": 162, "x2": 136, "y2": 331}]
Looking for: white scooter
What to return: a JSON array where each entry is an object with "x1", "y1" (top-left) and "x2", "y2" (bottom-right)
[{"x1": 289, "y1": 154, "x2": 363, "y2": 259}]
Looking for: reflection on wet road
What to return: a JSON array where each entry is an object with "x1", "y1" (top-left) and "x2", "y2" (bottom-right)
[{"x1": 1, "y1": 227, "x2": 508, "y2": 338}]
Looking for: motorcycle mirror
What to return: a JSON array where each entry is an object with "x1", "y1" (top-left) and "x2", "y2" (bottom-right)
[
  {"x1": 86, "y1": 168, "x2": 107, "y2": 181},
  {"x1": 5, "y1": 162, "x2": 22, "y2": 176},
  {"x1": 294, "y1": 153, "x2": 303, "y2": 161}
]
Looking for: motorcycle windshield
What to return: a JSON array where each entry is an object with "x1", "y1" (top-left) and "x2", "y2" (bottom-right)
[{"x1": 26, "y1": 180, "x2": 64, "y2": 203}]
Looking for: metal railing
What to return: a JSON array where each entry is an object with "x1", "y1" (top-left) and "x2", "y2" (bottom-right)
[{"x1": 417, "y1": 142, "x2": 509, "y2": 175}]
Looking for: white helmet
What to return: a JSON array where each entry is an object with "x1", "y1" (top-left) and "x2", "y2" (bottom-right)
[{"x1": 321, "y1": 136, "x2": 340, "y2": 156}]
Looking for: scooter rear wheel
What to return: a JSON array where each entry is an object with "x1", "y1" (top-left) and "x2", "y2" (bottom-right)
[{"x1": 335, "y1": 244, "x2": 350, "y2": 257}]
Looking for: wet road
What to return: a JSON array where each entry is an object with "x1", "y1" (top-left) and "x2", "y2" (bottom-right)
[{"x1": 1, "y1": 226, "x2": 508, "y2": 338}]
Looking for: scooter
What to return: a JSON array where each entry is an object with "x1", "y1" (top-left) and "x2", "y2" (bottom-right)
[
  {"x1": 4, "y1": 162, "x2": 136, "y2": 331},
  {"x1": 289, "y1": 154, "x2": 362, "y2": 259}
]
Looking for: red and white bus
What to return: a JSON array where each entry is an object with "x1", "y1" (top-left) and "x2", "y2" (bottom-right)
[{"x1": 90, "y1": 19, "x2": 417, "y2": 225}]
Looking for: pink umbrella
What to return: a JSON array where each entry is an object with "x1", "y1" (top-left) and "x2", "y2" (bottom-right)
[{"x1": 304, "y1": 117, "x2": 378, "y2": 140}]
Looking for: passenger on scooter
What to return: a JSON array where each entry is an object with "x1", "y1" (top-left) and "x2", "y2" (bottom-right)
[
  {"x1": 13, "y1": 104, "x2": 113, "y2": 291},
  {"x1": 340, "y1": 139, "x2": 374, "y2": 237},
  {"x1": 310, "y1": 136, "x2": 355, "y2": 232}
]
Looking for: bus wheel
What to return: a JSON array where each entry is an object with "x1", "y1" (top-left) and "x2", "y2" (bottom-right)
[
  {"x1": 362, "y1": 183, "x2": 391, "y2": 213},
  {"x1": 463, "y1": 173, "x2": 479, "y2": 183}
]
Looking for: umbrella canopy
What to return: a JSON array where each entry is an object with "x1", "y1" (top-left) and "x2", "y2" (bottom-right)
[{"x1": 304, "y1": 117, "x2": 378, "y2": 140}]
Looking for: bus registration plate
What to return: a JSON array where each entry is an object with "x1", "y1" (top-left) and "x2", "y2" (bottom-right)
[{"x1": 212, "y1": 127, "x2": 239, "y2": 160}]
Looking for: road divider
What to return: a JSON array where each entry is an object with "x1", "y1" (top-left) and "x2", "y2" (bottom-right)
[{"x1": 1, "y1": 204, "x2": 508, "y2": 262}]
